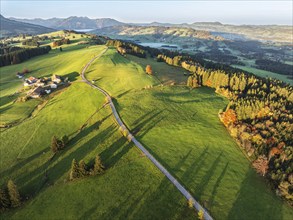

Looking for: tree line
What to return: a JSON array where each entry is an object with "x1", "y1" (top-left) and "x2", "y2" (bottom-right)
[
  {"x1": 52, "y1": 38, "x2": 70, "y2": 47},
  {"x1": 255, "y1": 59, "x2": 293, "y2": 76},
  {"x1": 156, "y1": 52, "x2": 293, "y2": 204},
  {"x1": 106, "y1": 40, "x2": 146, "y2": 58},
  {"x1": 0, "y1": 46, "x2": 51, "y2": 67}
]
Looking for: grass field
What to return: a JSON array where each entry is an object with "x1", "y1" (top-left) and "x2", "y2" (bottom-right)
[
  {"x1": 1, "y1": 82, "x2": 195, "y2": 220},
  {"x1": 0, "y1": 42, "x2": 196, "y2": 219},
  {"x1": 126, "y1": 54, "x2": 188, "y2": 85},
  {"x1": 86, "y1": 49, "x2": 293, "y2": 220},
  {"x1": 0, "y1": 39, "x2": 105, "y2": 125}
]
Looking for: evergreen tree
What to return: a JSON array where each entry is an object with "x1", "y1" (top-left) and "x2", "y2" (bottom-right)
[
  {"x1": 7, "y1": 180, "x2": 21, "y2": 208},
  {"x1": 79, "y1": 160, "x2": 88, "y2": 177},
  {"x1": 51, "y1": 136, "x2": 58, "y2": 153},
  {"x1": 69, "y1": 159, "x2": 80, "y2": 180},
  {"x1": 92, "y1": 155, "x2": 105, "y2": 175},
  {"x1": 61, "y1": 135, "x2": 69, "y2": 147},
  {"x1": 0, "y1": 188, "x2": 10, "y2": 210}
]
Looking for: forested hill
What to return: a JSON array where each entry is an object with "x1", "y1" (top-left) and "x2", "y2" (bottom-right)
[
  {"x1": 0, "y1": 15, "x2": 55, "y2": 37},
  {"x1": 93, "y1": 26, "x2": 224, "y2": 41}
]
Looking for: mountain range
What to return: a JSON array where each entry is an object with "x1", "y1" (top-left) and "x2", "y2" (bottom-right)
[
  {"x1": 3, "y1": 15, "x2": 292, "y2": 43},
  {"x1": 9, "y1": 16, "x2": 124, "y2": 30},
  {"x1": 0, "y1": 15, "x2": 55, "y2": 37}
]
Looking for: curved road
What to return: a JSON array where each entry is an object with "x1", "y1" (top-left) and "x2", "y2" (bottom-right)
[{"x1": 81, "y1": 48, "x2": 213, "y2": 220}]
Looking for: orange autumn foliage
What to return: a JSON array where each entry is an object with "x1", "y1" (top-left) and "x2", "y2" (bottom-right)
[
  {"x1": 146, "y1": 65, "x2": 153, "y2": 75},
  {"x1": 221, "y1": 109, "x2": 237, "y2": 127}
]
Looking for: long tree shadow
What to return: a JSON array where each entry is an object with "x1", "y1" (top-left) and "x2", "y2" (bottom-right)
[
  {"x1": 195, "y1": 152, "x2": 223, "y2": 202},
  {"x1": 46, "y1": 125, "x2": 116, "y2": 185},
  {"x1": 208, "y1": 162, "x2": 229, "y2": 207},
  {"x1": 227, "y1": 169, "x2": 285, "y2": 220},
  {"x1": 130, "y1": 151, "x2": 197, "y2": 220},
  {"x1": 0, "y1": 147, "x2": 50, "y2": 178},
  {"x1": 15, "y1": 116, "x2": 115, "y2": 197},
  {"x1": 99, "y1": 135, "x2": 129, "y2": 168}
]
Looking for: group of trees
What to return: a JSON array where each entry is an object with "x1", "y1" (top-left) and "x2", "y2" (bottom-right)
[
  {"x1": 52, "y1": 38, "x2": 70, "y2": 47},
  {"x1": 69, "y1": 155, "x2": 105, "y2": 181},
  {"x1": 133, "y1": 44, "x2": 293, "y2": 203},
  {"x1": 0, "y1": 180, "x2": 21, "y2": 211},
  {"x1": 106, "y1": 40, "x2": 146, "y2": 58},
  {"x1": 0, "y1": 46, "x2": 51, "y2": 67},
  {"x1": 255, "y1": 59, "x2": 292, "y2": 76},
  {"x1": 51, "y1": 135, "x2": 69, "y2": 153},
  {"x1": 22, "y1": 38, "x2": 40, "y2": 47}
]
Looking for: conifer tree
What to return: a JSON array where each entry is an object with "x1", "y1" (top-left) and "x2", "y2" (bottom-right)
[
  {"x1": 69, "y1": 159, "x2": 80, "y2": 180},
  {"x1": 92, "y1": 155, "x2": 105, "y2": 175},
  {"x1": 79, "y1": 160, "x2": 88, "y2": 177},
  {"x1": 0, "y1": 188, "x2": 10, "y2": 210},
  {"x1": 51, "y1": 136, "x2": 58, "y2": 153},
  {"x1": 7, "y1": 180, "x2": 21, "y2": 208}
]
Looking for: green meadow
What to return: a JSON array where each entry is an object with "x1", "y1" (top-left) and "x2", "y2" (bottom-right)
[
  {"x1": 0, "y1": 37, "x2": 195, "y2": 219},
  {"x1": 86, "y1": 48, "x2": 293, "y2": 220},
  {"x1": 1, "y1": 34, "x2": 292, "y2": 219}
]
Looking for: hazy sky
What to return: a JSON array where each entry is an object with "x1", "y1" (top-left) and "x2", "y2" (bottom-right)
[{"x1": 1, "y1": 0, "x2": 292, "y2": 25}]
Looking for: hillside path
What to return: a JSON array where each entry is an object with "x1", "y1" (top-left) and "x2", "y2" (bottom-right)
[{"x1": 81, "y1": 47, "x2": 213, "y2": 220}]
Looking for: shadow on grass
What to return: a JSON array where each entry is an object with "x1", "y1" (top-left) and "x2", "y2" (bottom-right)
[
  {"x1": 227, "y1": 169, "x2": 284, "y2": 220},
  {"x1": 0, "y1": 148, "x2": 50, "y2": 178},
  {"x1": 128, "y1": 152, "x2": 196, "y2": 220},
  {"x1": 63, "y1": 71, "x2": 79, "y2": 82},
  {"x1": 14, "y1": 115, "x2": 114, "y2": 197}
]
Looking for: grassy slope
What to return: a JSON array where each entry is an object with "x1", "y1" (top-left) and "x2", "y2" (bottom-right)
[
  {"x1": 87, "y1": 49, "x2": 293, "y2": 220},
  {"x1": 0, "y1": 38, "x2": 105, "y2": 125},
  {"x1": 126, "y1": 54, "x2": 188, "y2": 85},
  {"x1": 85, "y1": 48, "x2": 158, "y2": 97},
  {"x1": 0, "y1": 42, "x2": 195, "y2": 219}
]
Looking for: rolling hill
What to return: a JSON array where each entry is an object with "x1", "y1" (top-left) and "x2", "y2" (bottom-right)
[
  {"x1": 92, "y1": 25, "x2": 223, "y2": 41},
  {"x1": 0, "y1": 15, "x2": 55, "y2": 37}
]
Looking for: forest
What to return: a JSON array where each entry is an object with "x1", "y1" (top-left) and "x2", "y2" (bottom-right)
[
  {"x1": 255, "y1": 59, "x2": 293, "y2": 76},
  {"x1": 107, "y1": 39, "x2": 293, "y2": 204},
  {"x1": 0, "y1": 46, "x2": 51, "y2": 67}
]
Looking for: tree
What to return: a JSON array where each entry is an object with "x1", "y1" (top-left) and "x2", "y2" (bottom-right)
[
  {"x1": 51, "y1": 136, "x2": 58, "y2": 153},
  {"x1": 92, "y1": 155, "x2": 104, "y2": 175},
  {"x1": 0, "y1": 188, "x2": 10, "y2": 210},
  {"x1": 69, "y1": 159, "x2": 80, "y2": 180},
  {"x1": 79, "y1": 160, "x2": 88, "y2": 177},
  {"x1": 7, "y1": 180, "x2": 21, "y2": 208},
  {"x1": 146, "y1": 65, "x2": 153, "y2": 75},
  {"x1": 61, "y1": 135, "x2": 69, "y2": 147},
  {"x1": 198, "y1": 209, "x2": 204, "y2": 220},
  {"x1": 187, "y1": 198, "x2": 194, "y2": 208},
  {"x1": 252, "y1": 155, "x2": 269, "y2": 176}
]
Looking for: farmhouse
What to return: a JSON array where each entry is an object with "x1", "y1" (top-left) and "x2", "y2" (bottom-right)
[
  {"x1": 52, "y1": 74, "x2": 62, "y2": 84},
  {"x1": 28, "y1": 86, "x2": 44, "y2": 98},
  {"x1": 24, "y1": 76, "x2": 38, "y2": 86}
]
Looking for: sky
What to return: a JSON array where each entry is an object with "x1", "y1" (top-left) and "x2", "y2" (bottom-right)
[{"x1": 1, "y1": 0, "x2": 292, "y2": 25}]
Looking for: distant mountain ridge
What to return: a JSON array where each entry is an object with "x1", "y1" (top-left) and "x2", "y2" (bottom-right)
[
  {"x1": 0, "y1": 15, "x2": 55, "y2": 37},
  {"x1": 10, "y1": 16, "x2": 124, "y2": 30},
  {"x1": 7, "y1": 16, "x2": 293, "y2": 43}
]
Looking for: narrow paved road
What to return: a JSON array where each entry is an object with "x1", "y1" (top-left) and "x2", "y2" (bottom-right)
[{"x1": 81, "y1": 48, "x2": 213, "y2": 220}]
